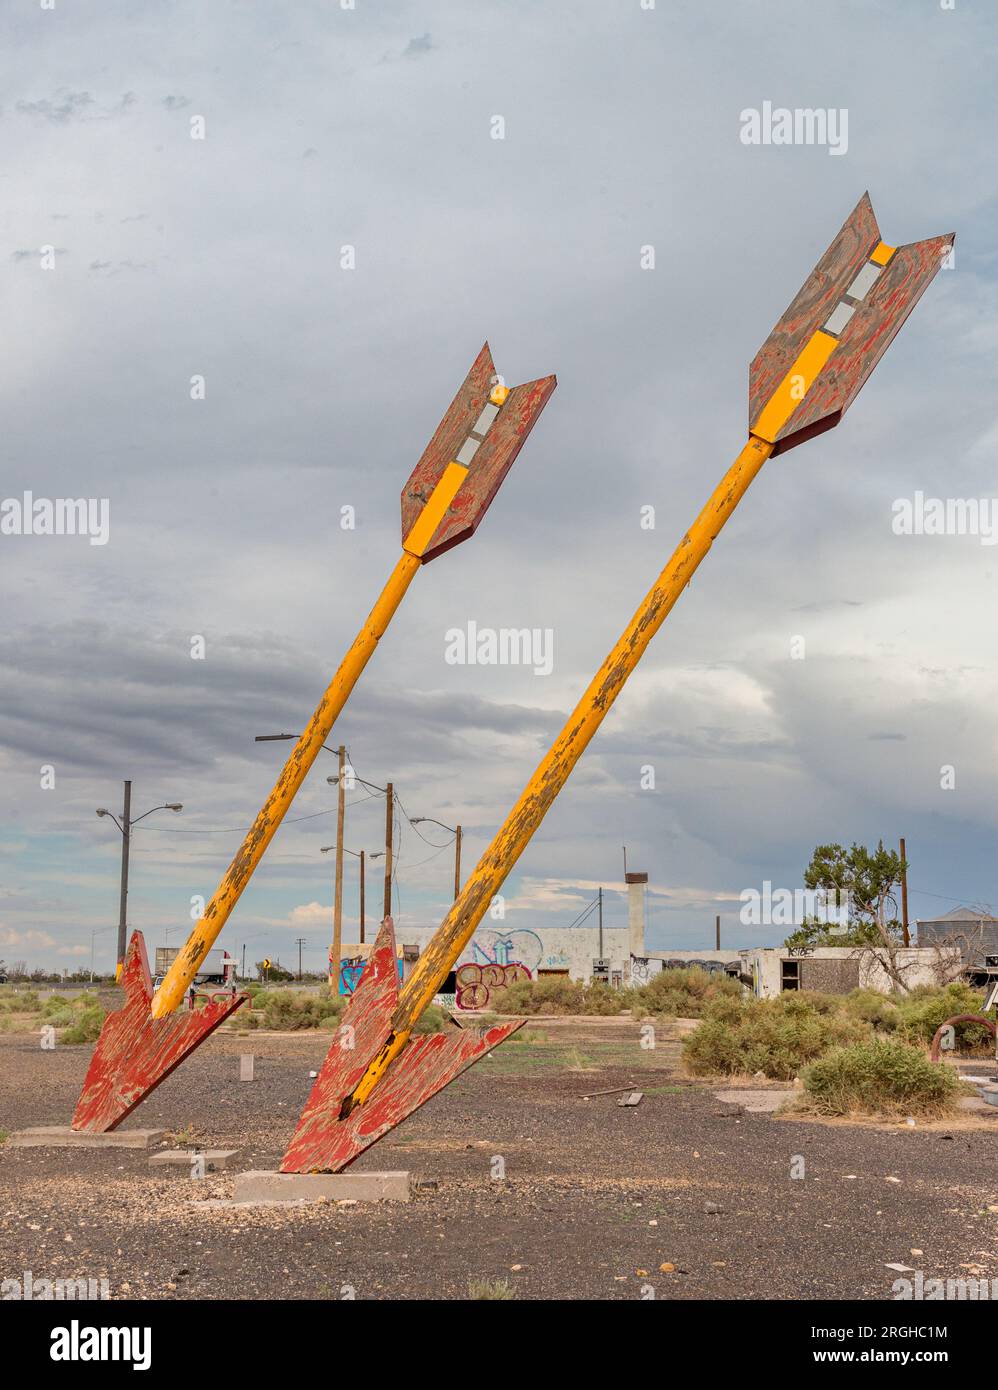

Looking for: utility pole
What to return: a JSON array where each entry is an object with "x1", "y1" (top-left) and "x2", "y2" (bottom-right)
[
  {"x1": 409, "y1": 817, "x2": 462, "y2": 901},
  {"x1": 383, "y1": 782, "x2": 394, "y2": 919},
  {"x1": 900, "y1": 837, "x2": 910, "y2": 947},
  {"x1": 295, "y1": 937, "x2": 306, "y2": 980},
  {"x1": 715, "y1": 914, "x2": 721, "y2": 950},
  {"x1": 598, "y1": 886, "x2": 604, "y2": 958},
  {"x1": 96, "y1": 783, "x2": 182, "y2": 976},
  {"x1": 332, "y1": 747, "x2": 346, "y2": 994},
  {"x1": 241, "y1": 943, "x2": 246, "y2": 978},
  {"x1": 116, "y1": 780, "x2": 132, "y2": 973},
  {"x1": 364, "y1": 845, "x2": 372, "y2": 945}
]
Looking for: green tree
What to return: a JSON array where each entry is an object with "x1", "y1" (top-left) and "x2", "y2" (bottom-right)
[{"x1": 788, "y1": 840, "x2": 911, "y2": 988}]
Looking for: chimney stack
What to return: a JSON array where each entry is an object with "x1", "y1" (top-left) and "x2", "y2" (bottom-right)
[{"x1": 625, "y1": 872, "x2": 648, "y2": 957}]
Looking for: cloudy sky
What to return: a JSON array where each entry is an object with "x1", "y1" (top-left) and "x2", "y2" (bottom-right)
[{"x1": 1, "y1": 0, "x2": 995, "y2": 973}]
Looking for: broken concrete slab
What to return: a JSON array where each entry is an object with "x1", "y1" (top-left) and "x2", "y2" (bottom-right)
[
  {"x1": 232, "y1": 1169, "x2": 410, "y2": 1204},
  {"x1": 714, "y1": 1089, "x2": 793, "y2": 1113},
  {"x1": 617, "y1": 1091, "x2": 643, "y2": 1106},
  {"x1": 8, "y1": 1125, "x2": 165, "y2": 1149},
  {"x1": 148, "y1": 1149, "x2": 240, "y2": 1170}
]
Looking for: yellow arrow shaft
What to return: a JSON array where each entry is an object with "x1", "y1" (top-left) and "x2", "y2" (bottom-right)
[
  {"x1": 350, "y1": 434, "x2": 775, "y2": 1105},
  {"x1": 151, "y1": 549, "x2": 422, "y2": 1017}
]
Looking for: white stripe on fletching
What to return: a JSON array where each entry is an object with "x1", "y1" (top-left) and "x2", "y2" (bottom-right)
[
  {"x1": 454, "y1": 395, "x2": 504, "y2": 468},
  {"x1": 472, "y1": 401, "x2": 500, "y2": 437},
  {"x1": 846, "y1": 260, "x2": 882, "y2": 302},
  {"x1": 823, "y1": 300, "x2": 856, "y2": 337},
  {"x1": 455, "y1": 436, "x2": 481, "y2": 466}
]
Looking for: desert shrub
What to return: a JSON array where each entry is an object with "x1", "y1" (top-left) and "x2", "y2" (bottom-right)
[
  {"x1": 59, "y1": 1004, "x2": 106, "y2": 1045},
  {"x1": 580, "y1": 984, "x2": 637, "y2": 1015},
  {"x1": 413, "y1": 1005, "x2": 450, "y2": 1035},
  {"x1": 248, "y1": 989, "x2": 346, "y2": 1034},
  {"x1": 468, "y1": 1279, "x2": 515, "y2": 1300},
  {"x1": 43, "y1": 1008, "x2": 76, "y2": 1028},
  {"x1": 0, "y1": 990, "x2": 40, "y2": 1013},
  {"x1": 492, "y1": 976, "x2": 635, "y2": 1016},
  {"x1": 798, "y1": 1037, "x2": 964, "y2": 1117},
  {"x1": 633, "y1": 967, "x2": 743, "y2": 1021},
  {"x1": 841, "y1": 987, "x2": 901, "y2": 1032},
  {"x1": 896, "y1": 981, "x2": 990, "y2": 1051},
  {"x1": 497, "y1": 977, "x2": 586, "y2": 1015},
  {"x1": 682, "y1": 992, "x2": 870, "y2": 1080}
]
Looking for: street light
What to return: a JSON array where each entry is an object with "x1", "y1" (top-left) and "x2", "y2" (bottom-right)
[
  {"x1": 410, "y1": 817, "x2": 463, "y2": 900},
  {"x1": 96, "y1": 783, "x2": 183, "y2": 971}
]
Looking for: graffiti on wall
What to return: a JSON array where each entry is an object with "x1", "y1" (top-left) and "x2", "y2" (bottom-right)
[
  {"x1": 337, "y1": 954, "x2": 403, "y2": 996},
  {"x1": 631, "y1": 955, "x2": 740, "y2": 986},
  {"x1": 471, "y1": 929, "x2": 546, "y2": 972},
  {"x1": 455, "y1": 961, "x2": 531, "y2": 1010}
]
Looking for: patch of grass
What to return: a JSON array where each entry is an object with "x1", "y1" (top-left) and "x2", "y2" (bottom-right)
[
  {"x1": 683, "y1": 993, "x2": 870, "y2": 1081},
  {"x1": 797, "y1": 1037, "x2": 965, "y2": 1118},
  {"x1": 468, "y1": 1278, "x2": 515, "y2": 1301},
  {"x1": 169, "y1": 1125, "x2": 200, "y2": 1148},
  {"x1": 0, "y1": 1130, "x2": 8, "y2": 1145},
  {"x1": 0, "y1": 989, "x2": 41, "y2": 1014}
]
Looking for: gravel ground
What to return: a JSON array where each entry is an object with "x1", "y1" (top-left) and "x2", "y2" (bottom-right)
[{"x1": 2, "y1": 1023, "x2": 998, "y2": 1301}]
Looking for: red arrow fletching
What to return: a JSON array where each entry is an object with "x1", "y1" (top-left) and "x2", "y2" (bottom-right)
[
  {"x1": 401, "y1": 342, "x2": 556, "y2": 562},
  {"x1": 749, "y1": 192, "x2": 954, "y2": 454},
  {"x1": 280, "y1": 917, "x2": 523, "y2": 1173}
]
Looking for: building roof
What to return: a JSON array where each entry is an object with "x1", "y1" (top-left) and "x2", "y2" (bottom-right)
[{"x1": 916, "y1": 905, "x2": 998, "y2": 925}]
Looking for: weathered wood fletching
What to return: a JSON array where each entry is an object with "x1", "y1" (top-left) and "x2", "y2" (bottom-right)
[
  {"x1": 749, "y1": 193, "x2": 953, "y2": 454},
  {"x1": 401, "y1": 342, "x2": 556, "y2": 562},
  {"x1": 72, "y1": 932, "x2": 247, "y2": 1133},
  {"x1": 280, "y1": 917, "x2": 522, "y2": 1173}
]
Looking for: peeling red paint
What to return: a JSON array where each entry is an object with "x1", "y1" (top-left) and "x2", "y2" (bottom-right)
[{"x1": 72, "y1": 931, "x2": 247, "y2": 1133}]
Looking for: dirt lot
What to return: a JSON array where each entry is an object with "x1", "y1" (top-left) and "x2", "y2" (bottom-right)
[{"x1": 2, "y1": 1019, "x2": 998, "y2": 1301}]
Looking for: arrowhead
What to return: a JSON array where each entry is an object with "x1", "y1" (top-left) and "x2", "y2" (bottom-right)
[
  {"x1": 280, "y1": 917, "x2": 522, "y2": 1172},
  {"x1": 72, "y1": 931, "x2": 247, "y2": 1133}
]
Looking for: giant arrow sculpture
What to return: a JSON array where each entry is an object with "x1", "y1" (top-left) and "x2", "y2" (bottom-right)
[
  {"x1": 73, "y1": 345, "x2": 556, "y2": 1132},
  {"x1": 281, "y1": 193, "x2": 953, "y2": 1172}
]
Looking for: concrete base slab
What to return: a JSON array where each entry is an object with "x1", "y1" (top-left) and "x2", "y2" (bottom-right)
[
  {"x1": 715, "y1": 1089, "x2": 793, "y2": 1113},
  {"x1": 8, "y1": 1125, "x2": 165, "y2": 1149},
  {"x1": 956, "y1": 1095, "x2": 998, "y2": 1113},
  {"x1": 148, "y1": 1149, "x2": 240, "y2": 1170},
  {"x1": 233, "y1": 1169, "x2": 410, "y2": 1204}
]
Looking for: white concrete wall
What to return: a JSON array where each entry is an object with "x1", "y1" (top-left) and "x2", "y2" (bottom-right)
[
  {"x1": 392, "y1": 924, "x2": 630, "y2": 1009},
  {"x1": 741, "y1": 946, "x2": 961, "y2": 999}
]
